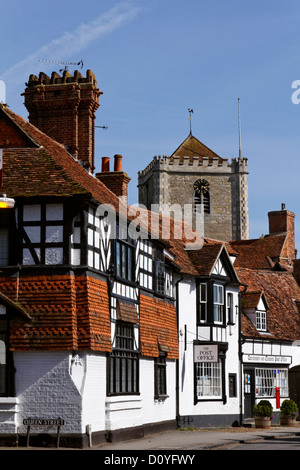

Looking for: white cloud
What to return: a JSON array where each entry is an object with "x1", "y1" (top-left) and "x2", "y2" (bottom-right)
[{"x1": 1, "y1": 1, "x2": 141, "y2": 89}]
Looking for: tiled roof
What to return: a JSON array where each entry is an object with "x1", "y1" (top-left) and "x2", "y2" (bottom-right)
[
  {"x1": 0, "y1": 105, "x2": 121, "y2": 208},
  {"x1": 229, "y1": 234, "x2": 287, "y2": 269},
  {"x1": 139, "y1": 294, "x2": 178, "y2": 359},
  {"x1": 0, "y1": 274, "x2": 111, "y2": 351},
  {"x1": 170, "y1": 134, "x2": 223, "y2": 163},
  {"x1": 236, "y1": 267, "x2": 300, "y2": 341}
]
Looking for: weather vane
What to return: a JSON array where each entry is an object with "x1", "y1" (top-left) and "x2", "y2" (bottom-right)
[{"x1": 188, "y1": 108, "x2": 194, "y2": 135}]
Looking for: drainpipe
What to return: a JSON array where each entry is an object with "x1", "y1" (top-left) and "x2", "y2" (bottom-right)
[
  {"x1": 238, "y1": 290, "x2": 243, "y2": 426},
  {"x1": 175, "y1": 274, "x2": 183, "y2": 427}
]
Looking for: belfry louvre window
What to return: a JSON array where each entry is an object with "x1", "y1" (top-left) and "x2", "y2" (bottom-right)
[
  {"x1": 109, "y1": 322, "x2": 139, "y2": 395},
  {"x1": 194, "y1": 191, "x2": 210, "y2": 214}
]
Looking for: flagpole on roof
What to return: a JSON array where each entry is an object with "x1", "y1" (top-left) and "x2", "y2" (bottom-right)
[{"x1": 238, "y1": 98, "x2": 242, "y2": 159}]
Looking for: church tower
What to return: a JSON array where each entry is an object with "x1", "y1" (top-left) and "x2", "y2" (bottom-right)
[{"x1": 138, "y1": 132, "x2": 249, "y2": 241}]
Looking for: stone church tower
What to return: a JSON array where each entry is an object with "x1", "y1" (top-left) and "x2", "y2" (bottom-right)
[{"x1": 138, "y1": 132, "x2": 249, "y2": 241}]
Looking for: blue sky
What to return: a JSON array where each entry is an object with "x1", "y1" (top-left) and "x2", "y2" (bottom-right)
[{"x1": 1, "y1": 0, "x2": 300, "y2": 252}]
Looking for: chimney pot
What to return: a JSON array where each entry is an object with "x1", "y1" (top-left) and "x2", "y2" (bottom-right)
[
  {"x1": 282, "y1": 203, "x2": 286, "y2": 210},
  {"x1": 114, "y1": 154, "x2": 123, "y2": 172},
  {"x1": 101, "y1": 157, "x2": 110, "y2": 172}
]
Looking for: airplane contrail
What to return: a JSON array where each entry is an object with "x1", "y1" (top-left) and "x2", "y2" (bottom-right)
[{"x1": 1, "y1": 2, "x2": 141, "y2": 91}]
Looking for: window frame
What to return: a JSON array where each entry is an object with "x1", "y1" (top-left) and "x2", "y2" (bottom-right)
[
  {"x1": 154, "y1": 352, "x2": 168, "y2": 400},
  {"x1": 255, "y1": 367, "x2": 288, "y2": 398},
  {"x1": 199, "y1": 283, "x2": 207, "y2": 323},
  {"x1": 194, "y1": 190, "x2": 210, "y2": 214},
  {"x1": 114, "y1": 223, "x2": 135, "y2": 283},
  {"x1": 227, "y1": 292, "x2": 234, "y2": 325},
  {"x1": 21, "y1": 203, "x2": 65, "y2": 266},
  {"x1": 195, "y1": 361, "x2": 222, "y2": 399},
  {"x1": 213, "y1": 284, "x2": 224, "y2": 324},
  {"x1": 256, "y1": 310, "x2": 267, "y2": 331},
  {"x1": 108, "y1": 321, "x2": 139, "y2": 396}
]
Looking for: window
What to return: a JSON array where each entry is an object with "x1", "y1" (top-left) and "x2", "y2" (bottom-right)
[
  {"x1": 115, "y1": 224, "x2": 135, "y2": 282},
  {"x1": 213, "y1": 284, "x2": 224, "y2": 323},
  {"x1": 0, "y1": 228, "x2": 8, "y2": 266},
  {"x1": 154, "y1": 353, "x2": 167, "y2": 399},
  {"x1": 0, "y1": 306, "x2": 7, "y2": 396},
  {"x1": 196, "y1": 361, "x2": 222, "y2": 398},
  {"x1": 255, "y1": 368, "x2": 288, "y2": 398},
  {"x1": 199, "y1": 283, "x2": 207, "y2": 323},
  {"x1": 227, "y1": 293, "x2": 234, "y2": 324},
  {"x1": 139, "y1": 239, "x2": 153, "y2": 290},
  {"x1": 256, "y1": 310, "x2": 267, "y2": 331},
  {"x1": 108, "y1": 322, "x2": 139, "y2": 395},
  {"x1": 22, "y1": 204, "x2": 64, "y2": 265},
  {"x1": 194, "y1": 191, "x2": 210, "y2": 214},
  {"x1": 229, "y1": 373, "x2": 237, "y2": 397}
]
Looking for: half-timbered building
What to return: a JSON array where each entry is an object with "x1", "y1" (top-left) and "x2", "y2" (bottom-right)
[{"x1": 0, "y1": 70, "x2": 180, "y2": 447}]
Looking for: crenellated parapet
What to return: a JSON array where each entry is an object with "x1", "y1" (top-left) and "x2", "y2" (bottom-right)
[
  {"x1": 138, "y1": 154, "x2": 248, "y2": 184},
  {"x1": 25, "y1": 69, "x2": 99, "y2": 88}
]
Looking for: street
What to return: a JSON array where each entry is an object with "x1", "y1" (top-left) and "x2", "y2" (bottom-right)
[{"x1": 227, "y1": 435, "x2": 300, "y2": 450}]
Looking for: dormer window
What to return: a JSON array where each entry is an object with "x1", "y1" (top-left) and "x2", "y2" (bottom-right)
[{"x1": 256, "y1": 310, "x2": 267, "y2": 331}]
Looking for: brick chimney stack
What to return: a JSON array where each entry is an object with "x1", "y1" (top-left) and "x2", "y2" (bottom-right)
[
  {"x1": 22, "y1": 69, "x2": 101, "y2": 173},
  {"x1": 268, "y1": 203, "x2": 296, "y2": 266},
  {"x1": 96, "y1": 155, "x2": 131, "y2": 203}
]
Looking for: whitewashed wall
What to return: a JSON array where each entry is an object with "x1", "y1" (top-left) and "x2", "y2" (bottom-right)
[{"x1": 177, "y1": 276, "x2": 241, "y2": 422}]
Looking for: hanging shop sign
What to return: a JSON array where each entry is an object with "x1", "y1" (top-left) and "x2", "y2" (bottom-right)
[{"x1": 193, "y1": 344, "x2": 218, "y2": 363}]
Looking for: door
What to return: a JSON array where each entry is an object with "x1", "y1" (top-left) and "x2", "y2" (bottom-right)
[{"x1": 244, "y1": 369, "x2": 255, "y2": 418}]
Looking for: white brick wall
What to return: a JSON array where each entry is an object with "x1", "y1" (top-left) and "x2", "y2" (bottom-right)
[{"x1": 14, "y1": 351, "x2": 82, "y2": 435}]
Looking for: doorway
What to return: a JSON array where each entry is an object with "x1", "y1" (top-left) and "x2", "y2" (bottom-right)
[{"x1": 244, "y1": 369, "x2": 255, "y2": 418}]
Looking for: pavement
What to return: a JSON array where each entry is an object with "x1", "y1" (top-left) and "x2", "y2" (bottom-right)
[
  {"x1": 93, "y1": 423, "x2": 300, "y2": 451},
  {"x1": 2, "y1": 423, "x2": 300, "y2": 452}
]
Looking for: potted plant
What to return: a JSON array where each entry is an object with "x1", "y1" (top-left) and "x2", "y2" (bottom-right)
[
  {"x1": 280, "y1": 399, "x2": 299, "y2": 426},
  {"x1": 253, "y1": 400, "x2": 273, "y2": 428}
]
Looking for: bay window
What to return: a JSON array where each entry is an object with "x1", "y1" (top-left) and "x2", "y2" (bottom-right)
[{"x1": 213, "y1": 284, "x2": 224, "y2": 323}]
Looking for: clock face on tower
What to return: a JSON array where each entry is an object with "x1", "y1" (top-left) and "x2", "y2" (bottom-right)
[{"x1": 193, "y1": 179, "x2": 210, "y2": 195}]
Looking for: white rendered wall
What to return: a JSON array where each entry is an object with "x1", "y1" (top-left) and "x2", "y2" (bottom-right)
[
  {"x1": 140, "y1": 358, "x2": 176, "y2": 426},
  {"x1": 178, "y1": 277, "x2": 241, "y2": 421}
]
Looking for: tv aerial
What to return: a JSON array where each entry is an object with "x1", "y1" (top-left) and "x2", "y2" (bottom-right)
[{"x1": 39, "y1": 59, "x2": 84, "y2": 72}]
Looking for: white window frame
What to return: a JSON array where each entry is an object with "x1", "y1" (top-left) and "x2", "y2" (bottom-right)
[
  {"x1": 196, "y1": 361, "x2": 222, "y2": 399},
  {"x1": 256, "y1": 310, "x2": 267, "y2": 331},
  {"x1": 213, "y1": 284, "x2": 224, "y2": 324},
  {"x1": 199, "y1": 283, "x2": 207, "y2": 323},
  {"x1": 227, "y1": 292, "x2": 234, "y2": 324}
]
